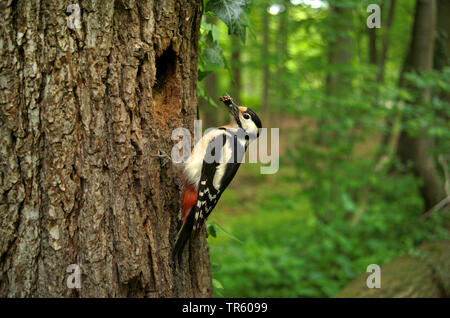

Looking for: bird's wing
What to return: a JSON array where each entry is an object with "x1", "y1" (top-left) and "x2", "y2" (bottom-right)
[
  {"x1": 194, "y1": 130, "x2": 246, "y2": 229},
  {"x1": 173, "y1": 131, "x2": 226, "y2": 258},
  {"x1": 172, "y1": 130, "x2": 246, "y2": 258}
]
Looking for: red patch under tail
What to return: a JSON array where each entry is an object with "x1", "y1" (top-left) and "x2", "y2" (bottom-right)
[{"x1": 182, "y1": 182, "x2": 197, "y2": 224}]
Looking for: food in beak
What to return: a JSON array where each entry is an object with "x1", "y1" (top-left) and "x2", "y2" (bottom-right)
[{"x1": 220, "y1": 95, "x2": 241, "y2": 127}]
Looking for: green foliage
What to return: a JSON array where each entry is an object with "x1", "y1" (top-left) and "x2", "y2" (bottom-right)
[
  {"x1": 198, "y1": 21, "x2": 227, "y2": 75},
  {"x1": 200, "y1": 0, "x2": 449, "y2": 298},
  {"x1": 205, "y1": 0, "x2": 250, "y2": 42},
  {"x1": 402, "y1": 68, "x2": 450, "y2": 141},
  {"x1": 212, "y1": 278, "x2": 224, "y2": 296},
  {"x1": 197, "y1": 0, "x2": 250, "y2": 108},
  {"x1": 208, "y1": 221, "x2": 243, "y2": 243},
  {"x1": 208, "y1": 166, "x2": 449, "y2": 297},
  {"x1": 197, "y1": 19, "x2": 227, "y2": 108}
]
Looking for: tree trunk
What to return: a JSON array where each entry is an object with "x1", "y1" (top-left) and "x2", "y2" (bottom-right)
[
  {"x1": 368, "y1": 28, "x2": 377, "y2": 66},
  {"x1": 434, "y1": 0, "x2": 450, "y2": 71},
  {"x1": 434, "y1": 0, "x2": 449, "y2": 122},
  {"x1": 0, "y1": 0, "x2": 212, "y2": 297},
  {"x1": 230, "y1": 35, "x2": 241, "y2": 103},
  {"x1": 261, "y1": 6, "x2": 270, "y2": 116},
  {"x1": 199, "y1": 73, "x2": 219, "y2": 128},
  {"x1": 373, "y1": 0, "x2": 397, "y2": 161},
  {"x1": 321, "y1": 3, "x2": 353, "y2": 145},
  {"x1": 396, "y1": 0, "x2": 445, "y2": 211},
  {"x1": 377, "y1": 0, "x2": 397, "y2": 83},
  {"x1": 325, "y1": 5, "x2": 353, "y2": 99},
  {"x1": 199, "y1": 16, "x2": 219, "y2": 129},
  {"x1": 276, "y1": 3, "x2": 288, "y2": 115}
]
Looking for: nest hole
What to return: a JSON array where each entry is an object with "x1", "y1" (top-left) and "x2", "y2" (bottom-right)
[{"x1": 154, "y1": 48, "x2": 176, "y2": 93}]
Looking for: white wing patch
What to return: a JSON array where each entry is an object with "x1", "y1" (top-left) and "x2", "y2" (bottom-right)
[
  {"x1": 183, "y1": 129, "x2": 227, "y2": 188},
  {"x1": 213, "y1": 138, "x2": 233, "y2": 190}
]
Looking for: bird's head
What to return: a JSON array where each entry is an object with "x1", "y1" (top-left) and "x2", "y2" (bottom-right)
[{"x1": 220, "y1": 95, "x2": 262, "y2": 140}]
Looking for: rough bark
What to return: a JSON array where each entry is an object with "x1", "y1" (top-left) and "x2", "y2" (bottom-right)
[
  {"x1": 0, "y1": 0, "x2": 212, "y2": 297},
  {"x1": 396, "y1": 0, "x2": 445, "y2": 210},
  {"x1": 335, "y1": 241, "x2": 450, "y2": 298}
]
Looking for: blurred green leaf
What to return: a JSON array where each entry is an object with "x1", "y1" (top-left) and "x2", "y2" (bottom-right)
[
  {"x1": 212, "y1": 278, "x2": 224, "y2": 290},
  {"x1": 206, "y1": 0, "x2": 249, "y2": 42},
  {"x1": 204, "y1": 43, "x2": 225, "y2": 67},
  {"x1": 207, "y1": 223, "x2": 217, "y2": 238}
]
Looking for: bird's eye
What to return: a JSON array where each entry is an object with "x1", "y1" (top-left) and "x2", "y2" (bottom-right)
[{"x1": 243, "y1": 113, "x2": 250, "y2": 120}]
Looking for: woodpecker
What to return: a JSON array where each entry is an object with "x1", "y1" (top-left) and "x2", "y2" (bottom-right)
[{"x1": 173, "y1": 95, "x2": 262, "y2": 258}]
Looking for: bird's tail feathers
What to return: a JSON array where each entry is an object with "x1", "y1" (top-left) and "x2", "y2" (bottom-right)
[{"x1": 172, "y1": 208, "x2": 195, "y2": 260}]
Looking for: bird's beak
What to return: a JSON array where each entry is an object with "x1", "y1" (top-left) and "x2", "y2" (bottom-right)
[{"x1": 220, "y1": 95, "x2": 241, "y2": 127}]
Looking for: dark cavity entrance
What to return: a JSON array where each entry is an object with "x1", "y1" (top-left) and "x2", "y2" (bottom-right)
[{"x1": 154, "y1": 48, "x2": 176, "y2": 93}]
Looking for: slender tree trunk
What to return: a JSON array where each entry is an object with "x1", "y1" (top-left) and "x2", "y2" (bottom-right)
[
  {"x1": 277, "y1": 4, "x2": 289, "y2": 116},
  {"x1": 199, "y1": 16, "x2": 219, "y2": 128},
  {"x1": 367, "y1": 0, "x2": 397, "y2": 76},
  {"x1": 200, "y1": 73, "x2": 218, "y2": 128},
  {"x1": 261, "y1": 7, "x2": 270, "y2": 116},
  {"x1": 434, "y1": 0, "x2": 449, "y2": 115},
  {"x1": 230, "y1": 35, "x2": 241, "y2": 103},
  {"x1": 377, "y1": 0, "x2": 397, "y2": 83},
  {"x1": 0, "y1": 0, "x2": 212, "y2": 297},
  {"x1": 396, "y1": 0, "x2": 445, "y2": 210},
  {"x1": 368, "y1": 28, "x2": 377, "y2": 66},
  {"x1": 322, "y1": 3, "x2": 353, "y2": 144},
  {"x1": 433, "y1": 0, "x2": 450, "y2": 199},
  {"x1": 435, "y1": 0, "x2": 450, "y2": 69},
  {"x1": 374, "y1": 0, "x2": 398, "y2": 160},
  {"x1": 325, "y1": 5, "x2": 353, "y2": 99}
]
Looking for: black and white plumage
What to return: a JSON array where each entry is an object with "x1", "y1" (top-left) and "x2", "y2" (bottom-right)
[{"x1": 173, "y1": 96, "x2": 262, "y2": 258}]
